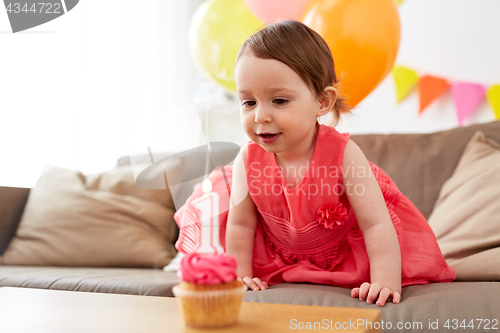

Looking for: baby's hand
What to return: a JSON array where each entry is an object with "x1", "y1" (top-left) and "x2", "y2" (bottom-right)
[
  {"x1": 238, "y1": 276, "x2": 268, "y2": 291},
  {"x1": 351, "y1": 282, "x2": 401, "y2": 307}
]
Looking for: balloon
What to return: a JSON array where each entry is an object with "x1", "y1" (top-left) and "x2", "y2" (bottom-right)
[
  {"x1": 302, "y1": 0, "x2": 400, "y2": 107},
  {"x1": 189, "y1": 0, "x2": 263, "y2": 93},
  {"x1": 243, "y1": 0, "x2": 311, "y2": 24}
]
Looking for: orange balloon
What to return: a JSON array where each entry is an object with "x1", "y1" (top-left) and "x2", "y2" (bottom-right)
[{"x1": 302, "y1": 0, "x2": 400, "y2": 107}]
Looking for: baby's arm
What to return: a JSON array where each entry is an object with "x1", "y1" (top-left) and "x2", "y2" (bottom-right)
[
  {"x1": 343, "y1": 140, "x2": 401, "y2": 306},
  {"x1": 226, "y1": 145, "x2": 268, "y2": 291}
]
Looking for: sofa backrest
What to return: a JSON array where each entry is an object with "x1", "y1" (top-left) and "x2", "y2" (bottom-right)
[
  {"x1": 351, "y1": 120, "x2": 500, "y2": 219},
  {"x1": 116, "y1": 143, "x2": 239, "y2": 212}
]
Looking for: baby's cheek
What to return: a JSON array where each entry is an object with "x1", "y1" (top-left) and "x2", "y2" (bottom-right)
[{"x1": 243, "y1": 122, "x2": 256, "y2": 137}]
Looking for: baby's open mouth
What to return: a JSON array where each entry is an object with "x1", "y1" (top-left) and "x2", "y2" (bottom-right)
[{"x1": 258, "y1": 133, "x2": 279, "y2": 138}]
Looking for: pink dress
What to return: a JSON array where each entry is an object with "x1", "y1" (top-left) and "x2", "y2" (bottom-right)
[{"x1": 244, "y1": 123, "x2": 455, "y2": 288}]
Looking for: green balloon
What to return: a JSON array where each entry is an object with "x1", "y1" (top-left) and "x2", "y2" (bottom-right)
[{"x1": 189, "y1": 0, "x2": 263, "y2": 93}]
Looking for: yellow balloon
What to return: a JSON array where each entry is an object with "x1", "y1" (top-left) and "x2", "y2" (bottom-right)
[{"x1": 189, "y1": 0, "x2": 263, "y2": 92}]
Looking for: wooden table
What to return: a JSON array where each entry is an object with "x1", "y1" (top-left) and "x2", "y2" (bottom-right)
[{"x1": 0, "y1": 287, "x2": 381, "y2": 332}]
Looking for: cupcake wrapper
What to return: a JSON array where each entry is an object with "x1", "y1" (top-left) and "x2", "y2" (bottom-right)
[{"x1": 173, "y1": 285, "x2": 247, "y2": 328}]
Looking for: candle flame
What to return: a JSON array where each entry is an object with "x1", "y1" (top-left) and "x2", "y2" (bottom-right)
[{"x1": 202, "y1": 179, "x2": 212, "y2": 193}]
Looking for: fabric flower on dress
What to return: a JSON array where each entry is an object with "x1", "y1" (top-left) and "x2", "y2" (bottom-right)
[{"x1": 316, "y1": 202, "x2": 348, "y2": 229}]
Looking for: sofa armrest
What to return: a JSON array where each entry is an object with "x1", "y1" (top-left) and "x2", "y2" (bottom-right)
[{"x1": 0, "y1": 186, "x2": 30, "y2": 255}]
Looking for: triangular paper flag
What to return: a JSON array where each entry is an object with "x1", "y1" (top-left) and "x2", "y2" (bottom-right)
[
  {"x1": 451, "y1": 83, "x2": 486, "y2": 126},
  {"x1": 392, "y1": 66, "x2": 419, "y2": 103},
  {"x1": 486, "y1": 85, "x2": 500, "y2": 120},
  {"x1": 419, "y1": 75, "x2": 450, "y2": 114},
  {"x1": 396, "y1": 0, "x2": 406, "y2": 5}
]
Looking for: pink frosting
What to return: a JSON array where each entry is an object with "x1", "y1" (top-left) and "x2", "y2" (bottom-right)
[{"x1": 178, "y1": 253, "x2": 238, "y2": 285}]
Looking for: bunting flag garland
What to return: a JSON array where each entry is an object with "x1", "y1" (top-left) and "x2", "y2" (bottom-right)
[
  {"x1": 451, "y1": 83, "x2": 486, "y2": 126},
  {"x1": 418, "y1": 75, "x2": 450, "y2": 114},
  {"x1": 486, "y1": 86, "x2": 500, "y2": 120},
  {"x1": 392, "y1": 65, "x2": 500, "y2": 125},
  {"x1": 392, "y1": 66, "x2": 419, "y2": 102}
]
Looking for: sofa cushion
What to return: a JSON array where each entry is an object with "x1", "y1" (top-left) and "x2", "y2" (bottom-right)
[
  {"x1": 350, "y1": 120, "x2": 500, "y2": 219},
  {"x1": 2, "y1": 165, "x2": 177, "y2": 268},
  {"x1": 0, "y1": 266, "x2": 180, "y2": 297},
  {"x1": 243, "y1": 282, "x2": 500, "y2": 332},
  {"x1": 428, "y1": 131, "x2": 500, "y2": 281}
]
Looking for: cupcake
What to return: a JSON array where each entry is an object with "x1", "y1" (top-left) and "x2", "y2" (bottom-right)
[{"x1": 173, "y1": 252, "x2": 247, "y2": 328}]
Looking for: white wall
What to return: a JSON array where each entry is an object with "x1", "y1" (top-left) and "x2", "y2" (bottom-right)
[{"x1": 0, "y1": 0, "x2": 204, "y2": 188}]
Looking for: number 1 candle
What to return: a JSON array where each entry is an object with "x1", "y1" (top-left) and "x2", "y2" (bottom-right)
[{"x1": 191, "y1": 179, "x2": 224, "y2": 254}]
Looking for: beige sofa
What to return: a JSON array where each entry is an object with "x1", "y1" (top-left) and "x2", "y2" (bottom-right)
[{"x1": 1, "y1": 120, "x2": 500, "y2": 332}]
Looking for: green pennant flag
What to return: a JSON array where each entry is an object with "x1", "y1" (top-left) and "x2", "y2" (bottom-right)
[
  {"x1": 392, "y1": 66, "x2": 419, "y2": 103},
  {"x1": 486, "y1": 85, "x2": 500, "y2": 120},
  {"x1": 396, "y1": 0, "x2": 406, "y2": 6}
]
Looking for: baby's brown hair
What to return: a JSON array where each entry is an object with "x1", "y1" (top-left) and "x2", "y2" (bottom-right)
[{"x1": 236, "y1": 20, "x2": 352, "y2": 127}]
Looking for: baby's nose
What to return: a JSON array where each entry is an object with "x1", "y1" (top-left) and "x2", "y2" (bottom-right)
[{"x1": 254, "y1": 106, "x2": 272, "y2": 123}]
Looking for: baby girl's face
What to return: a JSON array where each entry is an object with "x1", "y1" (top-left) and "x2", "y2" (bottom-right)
[{"x1": 235, "y1": 52, "x2": 323, "y2": 157}]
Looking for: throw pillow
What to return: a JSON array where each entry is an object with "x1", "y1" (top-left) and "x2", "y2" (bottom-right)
[
  {"x1": 85, "y1": 161, "x2": 182, "y2": 211},
  {"x1": 2, "y1": 164, "x2": 178, "y2": 267},
  {"x1": 428, "y1": 130, "x2": 500, "y2": 281}
]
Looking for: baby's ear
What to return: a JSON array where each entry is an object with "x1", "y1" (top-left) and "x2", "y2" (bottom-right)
[{"x1": 317, "y1": 86, "x2": 337, "y2": 117}]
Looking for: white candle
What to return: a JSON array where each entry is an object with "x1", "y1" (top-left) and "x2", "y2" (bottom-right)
[{"x1": 191, "y1": 179, "x2": 224, "y2": 254}]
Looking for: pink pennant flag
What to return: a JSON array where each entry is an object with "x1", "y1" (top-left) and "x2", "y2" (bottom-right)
[{"x1": 451, "y1": 83, "x2": 486, "y2": 126}]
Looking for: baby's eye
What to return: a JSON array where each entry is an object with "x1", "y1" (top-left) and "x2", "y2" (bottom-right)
[
  {"x1": 242, "y1": 101, "x2": 256, "y2": 107},
  {"x1": 273, "y1": 98, "x2": 289, "y2": 105}
]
